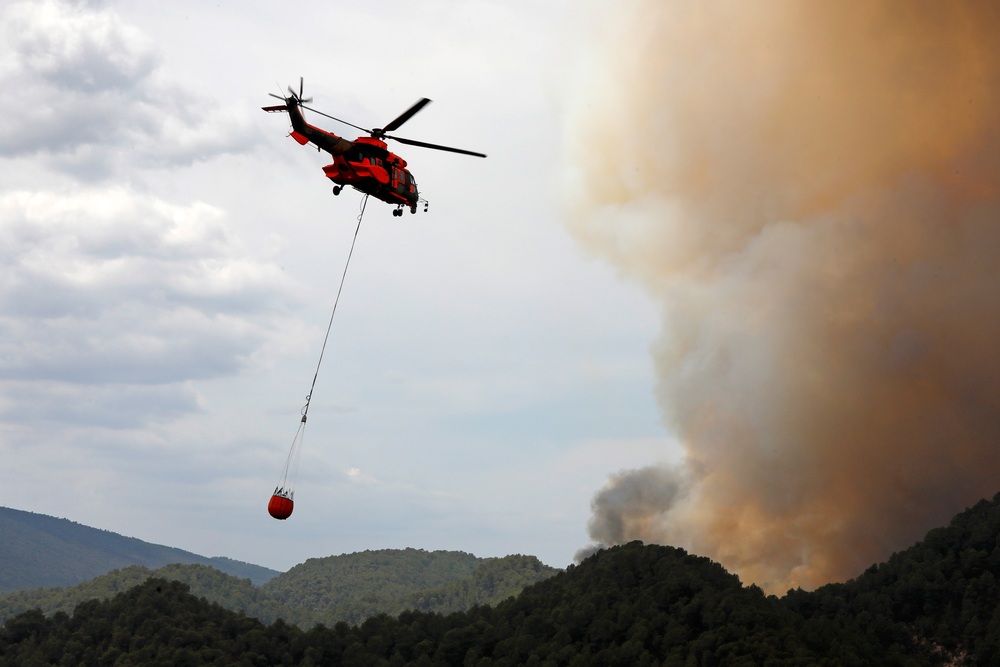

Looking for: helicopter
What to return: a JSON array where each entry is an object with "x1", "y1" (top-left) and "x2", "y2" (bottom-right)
[{"x1": 263, "y1": 79, "x2": 486, "y2": 215}]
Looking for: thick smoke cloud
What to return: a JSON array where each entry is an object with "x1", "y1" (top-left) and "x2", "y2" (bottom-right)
[{"x1": 566, "y1": 1, "x2": 1000, "y2": 591}]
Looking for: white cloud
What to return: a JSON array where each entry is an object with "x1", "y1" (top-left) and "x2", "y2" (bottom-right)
[
  {"x1": 346, "y1": 467, "x2": 378, "y2": 485},
  {"x1": 4, "y1": 0, "x2": 157, "y2": 92},
  {"x1": 0, "y1": 380, "x2": 201, "y2": 428},
  {"x1": 0, "y1": 187, "x2": 303, "y2": 424},
  {"x1": 0, "y1": 0, "x2": 256, "y2": 176}
]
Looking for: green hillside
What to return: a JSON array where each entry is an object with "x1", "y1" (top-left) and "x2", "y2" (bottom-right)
[
  {"x1": 0, "y1": 550, "x2": 559, "y2": 629},
  {"x1": 0, "y1": 507, "x2": 279, "y2": 591},
  {"x1": 0, "y1": 564, "x2": 288, "y2": 628},
  {"x1": 261, "y1": 548, "x2": 484, "y2": 613},
  {"x1": 786, "y1": 492, "x2": 1000, "y2": 663},
  {"x1": 0, "y1": 537, "x2": 954, "y2": 665},
  {"x1": 6, "y1": 493, "x2": 1000, "y2": 664},
  {"x1": 262, "y1": 550, "x2": 559, "y2": 626}
]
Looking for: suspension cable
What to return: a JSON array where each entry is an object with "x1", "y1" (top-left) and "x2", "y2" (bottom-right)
[{"x1": 300, "y1": 194, "x2": 369, "y2": 422}]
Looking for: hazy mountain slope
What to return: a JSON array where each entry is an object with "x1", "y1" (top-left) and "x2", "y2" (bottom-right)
[
  {"x1": 205, "y1": 556, "x2": 281, "y2": 585},
  {"x1": 0, "y1": 564, "x2": 311, "y2": 627},
  {"x1": 0, "y1": 551, "x2": 559, "y2": 629},
  {"x1": 0, "y1": 506, "x2": 279, "y2": 591},
  {"x1": 0, "y1": 565, "x2": 159, "y2": 623}
]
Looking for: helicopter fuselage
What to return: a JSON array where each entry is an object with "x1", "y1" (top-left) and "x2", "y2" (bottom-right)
[
  {"x1": 264, "y1": 84, "x2": 484, "y2": 214},
  {"x1": 265, "y1": 99, "x2": 422, "y2": 214},
  {"x1": 318, "y1": 137, "x2": 420, "y2": 213}
]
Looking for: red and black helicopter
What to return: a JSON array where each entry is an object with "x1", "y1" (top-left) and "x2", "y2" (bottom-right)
[{"x1": 263, "y1": 79, "x2": 486, "y2": 215}]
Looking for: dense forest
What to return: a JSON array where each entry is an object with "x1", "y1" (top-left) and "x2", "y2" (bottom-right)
[
  {"x1": 0, "y1": 551, "x2": 559, "y2": 630},
  {"x1": 263, "y1": 549, "x2": 559, "y2": 626},
  {"x1": 0, "y1": 547, "x2": 937, "y2": 666},
  {"x1": 3, "y1": 493, "x2": 1000, "y2": 664},
  {"x1": 786, "y1": 493, "x2": 1000, "y2": 664}
]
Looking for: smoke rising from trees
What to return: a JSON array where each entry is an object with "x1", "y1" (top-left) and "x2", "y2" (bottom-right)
[{"x1": 565, "y1": 1, "x2": 1000, "y2": 591}]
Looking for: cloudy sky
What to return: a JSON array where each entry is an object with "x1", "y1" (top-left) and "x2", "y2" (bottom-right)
[{"x1": 0, "y1": 0, "x2": 677, "y2": 571}]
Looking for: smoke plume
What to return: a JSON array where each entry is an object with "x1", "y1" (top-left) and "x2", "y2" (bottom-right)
[{"x1": 565, "y1": 1, "x2": 1000, "y2": 591}]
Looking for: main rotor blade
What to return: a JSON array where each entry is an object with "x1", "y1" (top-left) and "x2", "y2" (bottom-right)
[
  {"x1": 387, "y1": 134, "x2": 487, "y2": 158},
  {"x1": 380, "y1": 98, "x2": 432, "y2": 134},
  {"x1": 299, "y1": 103, "x2": 372, "y2": 134}
]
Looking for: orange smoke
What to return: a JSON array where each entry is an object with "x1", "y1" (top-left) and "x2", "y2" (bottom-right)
[{"x1": 565, "y1": 1, "x2": 1000, "y2": 591}]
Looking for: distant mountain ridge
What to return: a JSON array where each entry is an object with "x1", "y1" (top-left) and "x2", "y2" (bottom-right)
[{"x1": 0, "y1": 506, "x2": 280, "y2": 591}]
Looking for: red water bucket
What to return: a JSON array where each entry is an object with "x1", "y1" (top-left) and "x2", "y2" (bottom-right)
[{"x1": 268, "y1": 494, "x2": 294, "y2": 520}]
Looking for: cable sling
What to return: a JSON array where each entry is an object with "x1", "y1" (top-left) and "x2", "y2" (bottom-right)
[{"x1": 268, "y1": 194, "x2": 369, "y2": 519}]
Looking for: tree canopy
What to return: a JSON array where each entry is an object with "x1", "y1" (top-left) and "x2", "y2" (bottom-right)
[{"x1": 5, "y1": 493, "x2": 1000, "y2": 664}]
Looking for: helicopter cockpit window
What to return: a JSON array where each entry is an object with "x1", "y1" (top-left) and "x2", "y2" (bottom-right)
[{"x1": 393, "y1": 168, "x2": 412, "y2": 195}]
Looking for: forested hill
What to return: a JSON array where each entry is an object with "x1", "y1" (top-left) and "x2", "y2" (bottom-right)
[
  {"x1": 4, "y1": 493, "x2": 1000, "y2": 664},
  {"x1": 0, "y1": 506, "x2": 279, "y2": 591},
  {"x1": 0, "y1": 552, "x2": 560, "y2": 629},
  {"x1": 0, "y1": 551, "x2": 862, "y2": 666},
  {"x1": 261, "y1": 549, "x2": 560, "y2": 626},
  {"x1": 0, "y1": 542, "x2": 959, "y2": 665},
  {"x1": 786, "y1": 491, "x2": 1000, "y2": 663}
]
